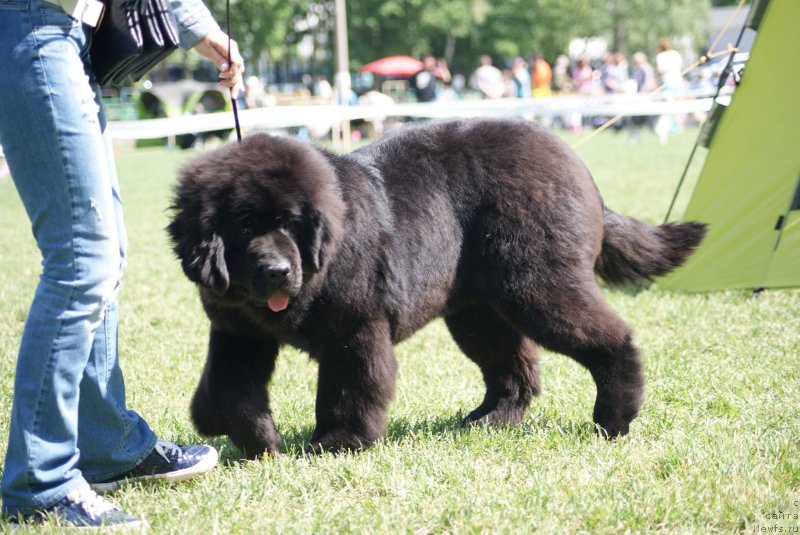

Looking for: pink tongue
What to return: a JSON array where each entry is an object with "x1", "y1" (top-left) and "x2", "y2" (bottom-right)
[{"x1": 267, "y1": 291, "x2": 290, "y2": 312}]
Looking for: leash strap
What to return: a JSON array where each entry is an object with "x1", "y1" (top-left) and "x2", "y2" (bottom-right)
[{"x1": 226, "y1": 0, "x2": 242, "y2": 142}]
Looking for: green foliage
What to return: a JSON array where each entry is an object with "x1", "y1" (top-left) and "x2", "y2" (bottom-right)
[
  {"x1": 346, "y1": 0, "x2": 712, "y2": 77},
  {"x1": 200, "y1": 0, "x2": 713, "y2": 76},
  {"x1": 1, "y1": 127, "x2": 797, "y2": 532},
  {"x1": 462, "y1": 0, "x2": 596, "y2": 67},
  {"x1": 596, "y1": 0, "x2": 712, "y2": 57},
  {"x1": 205, "y1": 0, "x2": 299, "y2": 64}
]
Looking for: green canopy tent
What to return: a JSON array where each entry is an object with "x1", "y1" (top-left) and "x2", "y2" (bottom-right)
[{"x1": 659, "y1": 0, "x2": 800, "y2": 292}]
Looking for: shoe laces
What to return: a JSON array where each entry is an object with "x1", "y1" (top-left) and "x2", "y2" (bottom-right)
[
  {"x1": 65, "y1": 487, "x2": 118, "y2": 520},
  {"x1": 153, "y1": 438, "x2": 183, "y2": 463}
]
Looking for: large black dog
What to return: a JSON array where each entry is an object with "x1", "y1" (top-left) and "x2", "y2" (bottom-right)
[{"x1": 168, "y1": 118, "x2": 705, "y2": 457}]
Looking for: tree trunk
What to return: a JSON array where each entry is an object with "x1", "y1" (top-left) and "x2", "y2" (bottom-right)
[{"x1": 445, "y1": 33, "x2": 456, "y2": 65}]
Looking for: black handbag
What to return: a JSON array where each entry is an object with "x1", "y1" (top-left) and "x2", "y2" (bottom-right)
[{"x1": 90, "y1": 0, "x2": 180, "y2": 86}]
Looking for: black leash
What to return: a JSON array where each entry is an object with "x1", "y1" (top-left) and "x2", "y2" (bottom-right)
[{"x1": 226, "y1": 0, "x2": 242, "y2": 142}]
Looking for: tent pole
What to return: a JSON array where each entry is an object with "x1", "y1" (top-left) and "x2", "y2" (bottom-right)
[
  {"x1": 664, "y1": 139, "x2": 703, "y2": 223},
  {"x1": 663, "y1": 23, "x2": 748, "y2": 224}
]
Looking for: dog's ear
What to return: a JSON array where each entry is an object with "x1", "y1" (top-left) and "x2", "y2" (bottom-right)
[
  {"x1": 298, "y1": 208, "x2": 331, "y2": 274},
  {"x1": 169, "y1": 218, "x2": 230, "y2": 291},
  {"x1": 182, "y1": 232, "x2": 230, "y2": 292},
  {"x1": 168, "y1": 160, "x2": 231, "y2": 292}
]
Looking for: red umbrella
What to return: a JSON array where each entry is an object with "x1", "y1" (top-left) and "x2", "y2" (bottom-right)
[{"x1": 359, "y1": 55, "x2": 424, "y2": 77}]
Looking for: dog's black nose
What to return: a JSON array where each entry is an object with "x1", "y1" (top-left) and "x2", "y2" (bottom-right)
[{"x1": 262, "y1": 264, "x2": 290, "y2": 284}]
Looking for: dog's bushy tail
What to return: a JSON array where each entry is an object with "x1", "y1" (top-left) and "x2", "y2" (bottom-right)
[{"x1": 595, "y1": 209, "x2": 707, "y2": 286}]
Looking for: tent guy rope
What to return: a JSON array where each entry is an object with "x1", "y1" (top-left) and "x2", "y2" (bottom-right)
[{"x1": 571, "y1": 0, "x2": 747, "y2": 150}]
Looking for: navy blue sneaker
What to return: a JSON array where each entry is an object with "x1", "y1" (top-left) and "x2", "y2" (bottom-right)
[
  {"x1": 5, "y1": 486, "x2": 145, "y2": 529},
  {"x1": 90, "y1": 439, "x2": 218, "y2": 494}
]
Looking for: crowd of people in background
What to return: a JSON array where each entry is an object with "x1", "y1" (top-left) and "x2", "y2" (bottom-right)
[
  {"x1": 395, "y1": 37, "x2": 718, "y2": 143},
  {"x1": 402, "y1": 37, "x2": 716, "y2": 104},
  {"x1": 248, "y1": 36, "x2": 720, "y2": 114},
  {"x1": 235, "y1": 36, "x2": 723, "y2": 145}
]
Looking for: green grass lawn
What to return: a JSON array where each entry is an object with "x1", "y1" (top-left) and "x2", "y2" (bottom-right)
[{"x1": 0, "y1": 127, "x2": 798, "y2": 533}]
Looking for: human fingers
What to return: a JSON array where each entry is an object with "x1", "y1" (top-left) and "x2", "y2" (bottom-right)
[
  {"x1": 194, "y1": 30, "x2": 245, "y2": 96},
  {"x1": 217, "y1": 40, "x2": 244, "y2": 97}
]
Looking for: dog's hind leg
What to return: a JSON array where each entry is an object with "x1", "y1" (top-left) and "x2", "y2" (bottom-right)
[
  {"x1": 497, "y1": 282, "x2": 644, "y2": 438},
  {"x1": 445, "y1": 306, "x2": 540, "y2": 427}
]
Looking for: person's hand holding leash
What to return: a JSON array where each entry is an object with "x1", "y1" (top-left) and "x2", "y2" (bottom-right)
[{"x1": 194, "y1": 29, "x2": 245, "y2": 98}]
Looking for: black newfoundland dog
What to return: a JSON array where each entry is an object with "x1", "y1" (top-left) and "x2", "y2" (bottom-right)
[{"x1": 168, "y1": 118, "x2": 705, "y2": 456}]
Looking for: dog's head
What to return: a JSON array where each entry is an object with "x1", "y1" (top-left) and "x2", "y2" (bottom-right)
[{"x1": 167, "y1": 134, "x2": 345, "y2": 313}]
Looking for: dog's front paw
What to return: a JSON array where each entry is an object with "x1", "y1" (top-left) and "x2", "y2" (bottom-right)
[
  {"x1": 307, "y1": 428, "x2": 373, "y2": 454},
  {"x1": 190, "y1": 388, "x2": 229, "y2": 437},
  {"x1": 593, "y1": 418, "x2": 629, "y2": 439},
  {"x1": 592, "y1": 384, "x2": 643, "y2": 439},
  {"x1": 463, "y1": 398, "x2": 527, "y2": 427},
  {"x1": 229, "y1": 414, "x2": 282, "y2": 459}
]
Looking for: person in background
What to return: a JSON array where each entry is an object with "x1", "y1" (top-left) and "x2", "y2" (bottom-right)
[
  {"x1": 530, "y1": 53, "x2": 552, "y2": 97},
  {"x1": 571, "y1": 56, "x2": 596, "y2": 95},
  {"x1": 565, "y1": 56, "x2": 596, "y2": 131},
  {"x1": 436, "y1": 80, "x2": 460, "y2": 101},
  {"x1": 600, "y1": 51, "x2": 629, "y2": 94},
  {"x1": 512, "y1": 57, "x2": 531, "y2": 98},
  {"x1": 654, "y1": 37, "x2": 686, "y2": 144},
  {"x1": 313, "y1": 74, "x2": 334, "y2": 101},
  {"x1": 0, "y1": 0, "x2": 244, "y2": 528},
  {"x1": 655, "y1": 37, "x2": 685, "y2": 93},
  {"x1": 551, "y1": 54, "x2": 573, "y2": 93},
  {"x1": 632, "y1": 51, "x2": 657, "y2": 93},
  {"x1": 502, "y1": 68, "x2": 519, "y2": 98},
  {"x1": 244, "y1": 75, "x2": 266, "y2": 108},
  {"x1": 450, "y1": 73, "x2": 466, "y2": 95},
  {"x1": 628, "y1": 51, "x2": 658, "y2": 143},
  {"x1": 410, "y1": 55, "x2": 451, "y2": 103},
  {"x1": 470, "y1": 55, "x2": 504, "y2": 99}
]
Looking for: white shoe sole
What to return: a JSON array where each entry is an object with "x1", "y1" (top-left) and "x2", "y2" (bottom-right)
[{"x1": 90, "y1": 448, "x2": 219, "y2": 495}]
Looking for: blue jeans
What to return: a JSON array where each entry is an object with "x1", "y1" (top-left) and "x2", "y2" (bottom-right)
[{"x1": 0, "y1": 0, "x2": 156, "y2": 515}]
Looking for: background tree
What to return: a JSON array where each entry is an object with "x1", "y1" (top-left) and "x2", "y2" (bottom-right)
[
  {"x1": 193, "y1": 0, "x2": 714, "y2": 80},
  {"x1": 460, "y1": 0, "x2": 595, "y2": 70},
  {"x1": 344, "y1": 0, "x2": 711, "y2": 74},
  {"x1": 204, "y1": 0, "x2": 299, "y2": 74},
  {"x1": 597, "y1": 0, "x2": 711, "y2": 59},
  {"x1": 344, "y1": 0, "x2": 491, "y2": 68}
]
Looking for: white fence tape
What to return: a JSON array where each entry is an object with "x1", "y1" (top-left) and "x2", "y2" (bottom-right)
[{"x1": 107, "y1": 92, "x2": 728, "y2": 140}]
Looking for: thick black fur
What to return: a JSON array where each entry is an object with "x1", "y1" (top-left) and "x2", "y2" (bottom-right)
[{"x1": 167, "y1": 118, "x2": 706, "y2": 457}]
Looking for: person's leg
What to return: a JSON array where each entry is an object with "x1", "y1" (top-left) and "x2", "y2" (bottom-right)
[
  {"x1": 77, "y1": 299, "x2": 159, "y2": 482},
  {"x1": 76, "y1": 82, "x2": 218, "y2": 492},
  {"x1": 0, "y1": 2, "x2": 153, "y2": 515},
  {"x1": 77, "y1": 90, "x2": 158, "y2": 484}
]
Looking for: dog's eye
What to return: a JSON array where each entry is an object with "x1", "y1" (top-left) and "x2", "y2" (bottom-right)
[
  {"x1": 238, "y1": 216, "x2": 255, "y2": 237},
  {"x1": 276, "y1": 215, "x2": 299, "y2": 231}
]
